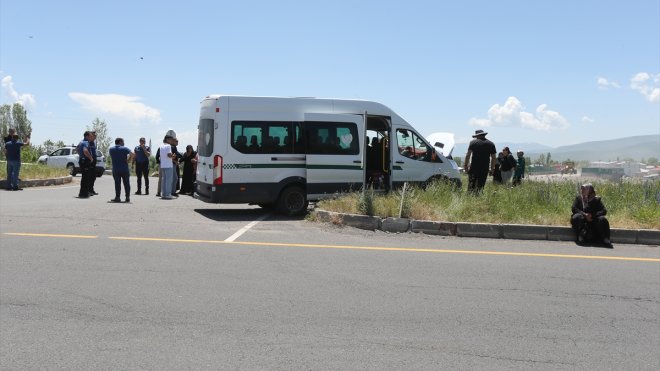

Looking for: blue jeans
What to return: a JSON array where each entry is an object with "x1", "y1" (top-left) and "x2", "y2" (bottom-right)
[
  {"x1": 6, "y1": 160, "x2": 20, "y2": 189},
  {"x1": 161, "y1": 167, "x2": 174, "y2": 197}
]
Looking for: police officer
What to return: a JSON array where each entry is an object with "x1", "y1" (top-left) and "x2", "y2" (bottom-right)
[{"x1": 133, "y1": 137, "x2": 151, "y2": 195}]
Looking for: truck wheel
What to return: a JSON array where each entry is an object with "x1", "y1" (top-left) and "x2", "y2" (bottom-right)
[
  {"x1": 276, "y1": 186, "x2": 308, "y2": 216},
  {"x1": 67, "y1": 163, "x2": 76, "y2": 176}
]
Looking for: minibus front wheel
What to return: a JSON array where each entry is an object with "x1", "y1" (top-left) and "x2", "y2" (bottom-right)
[{"x1": 277, "y1": 185, "x2": 309, "y2": 216}]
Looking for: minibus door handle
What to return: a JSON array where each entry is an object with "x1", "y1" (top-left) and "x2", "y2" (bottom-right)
[
  {"x1": 353, "y1": 160, "x2": 362, "y2": 164},
  {"x1": 395, "y1": 161, "x2": 405, "y2": 164}
]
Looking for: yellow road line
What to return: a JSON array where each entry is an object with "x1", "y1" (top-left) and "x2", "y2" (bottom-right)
[
  {"x1": 107, "y1": 236, "x2": 660, "y2": 263},
  {"x1": 4, "y1": 232, "x2": 98, "y2": 239},
  {"x1": 5, "y1": 233, "x2": 659, "y2": 262}
]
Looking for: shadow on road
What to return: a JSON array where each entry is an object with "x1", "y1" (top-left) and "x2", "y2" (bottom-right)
[{"x1": 194, "y1": 208, "x2": 308, "y2": 222}]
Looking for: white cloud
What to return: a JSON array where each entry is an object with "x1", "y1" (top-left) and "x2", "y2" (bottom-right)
[
  {"x1": 630, "y1": 72, "x2": 660, "y2": 103},
  {"x1": 468, "y1": 96, "x2": 569, "y2": 131},
  {"x1": 581, "y1": 116, "x2": 594, "y2": 124},
  {"x1": 597, "y1": 76, "x2": 620, "y2": 89},
  {"x1": 173, "y1": 130, "x2": 199, "y2": 148},
  {"x1": 1, "y1": 75, "x2": 36, "y2": 109},
  {"x1": 69, "y1": 92, "x2": 161, "y2": 122}
]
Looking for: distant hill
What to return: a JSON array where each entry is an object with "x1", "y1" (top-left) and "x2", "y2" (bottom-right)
[{"x1": 452, "y1": 134, "x2": 659, "y2": 162}]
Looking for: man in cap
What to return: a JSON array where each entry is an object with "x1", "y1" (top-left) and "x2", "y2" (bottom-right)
[
  {"x1": 463, "y1": 129, "x2": 497, "y2": 194},
  {"x1": 77, "y1": 131, "x2": 95, "y2": 198}
]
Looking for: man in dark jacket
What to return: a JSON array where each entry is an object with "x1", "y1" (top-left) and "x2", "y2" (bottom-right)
[
  {"x1": 571, "y1": 183, "x2": 612, "y2": 248},
  {"x1": 464, "y1": 129, "x2": 496, "y2": 194}
]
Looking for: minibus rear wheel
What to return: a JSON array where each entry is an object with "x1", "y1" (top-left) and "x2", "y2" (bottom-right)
[{"x1": 277, "y1": 186, "x2": 309, "y2": 216}]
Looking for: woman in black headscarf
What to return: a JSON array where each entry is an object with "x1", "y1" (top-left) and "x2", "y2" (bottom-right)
[
  {"x1": 179, "y1": 145, "x2": 197, "y2": 195},
  {"x1": 571, "y1": 183, "x2": 612, "y2": 247}
]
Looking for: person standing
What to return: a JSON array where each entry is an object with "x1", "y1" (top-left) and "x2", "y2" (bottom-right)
[
  {"x1": 499, "y1": 147, "x2": 516, "y2": 184},
  {"x1": 88, "y1": 131, "x2": 99, "y2": 196},
  {"x1": 492, "y1": 152, "x2": 504, "y2": 184},
  {"x1": 463, "y1": 129, "x2": 496, "y2": 194},
  {"x1": 108, "y1": 138, "x2": 134, "y2": 203},
  {"x1": 4, "y1": 127, "x2": 16, "y2": 143},
  {"x1": 158, "y1": 135, "x2": 175, "y2": 199},
  {"x1": 513, "y1": 150, "x2": 525, "y2": 186},
  {"x1": 3, "y1": 133, "x2": 29, "y2": 191},
  {"x1": 571, "y1": 183, "x2": 612, "y2": 248},
  {"x1": 77, "y1": 131, "x2": 95, "y2": 198},
  {"x1": 171, "y1": 138, "x2": 182, "y2": 196},
  {"x1": 180, "y1": 145, "x2": 197, "y2": 195},
  {"x1": 133, "y1": 137, "x2": 151, "y2": 195}
]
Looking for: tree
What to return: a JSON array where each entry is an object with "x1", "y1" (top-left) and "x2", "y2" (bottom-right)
[
  {"x1": 11, "y1": 103, "x2": 32, "y2": 138},
  {"x1": 87, "y1": 117, "x2": 112, "y2": 157},
  {"x1": 0, "y1": 104, "x2": 11, "y2": 140},
  {"x1": 537, "y1": 153, "x2": 546, "y2": 166},
  {"x1": 0, "y1": 103, "x2": 33, "y2": 161},
  {"x1": 546, "y1": 152, "x2": 552, "y2": 166},
  {"x1": 42, "y1": 139, "x2": 56, "y2": 154},
  {"x1": 647, "y1": 157, "x2": 658, "y2": 165}
]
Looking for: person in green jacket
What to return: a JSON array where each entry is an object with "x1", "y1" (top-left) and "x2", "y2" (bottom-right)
[{"x1": 512, "y1": 150, "x2": 525, "y2": 186}]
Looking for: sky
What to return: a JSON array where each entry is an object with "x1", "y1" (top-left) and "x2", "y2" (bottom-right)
[{"x1": 1, "y1": 0, "x2": 659, "y2": 151}]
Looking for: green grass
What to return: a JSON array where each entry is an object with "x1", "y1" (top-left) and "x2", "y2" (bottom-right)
[
  {"x1": 0, "y1": 162, "x2": 69, "y2": 180},
  {"x1": 317, "y1": 178, "x2": 660, "y2": 230}
]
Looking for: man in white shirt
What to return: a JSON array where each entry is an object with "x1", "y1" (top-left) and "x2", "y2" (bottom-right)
[{"x1": 158, "y1": 135, "x2": 175, "y2": 199}]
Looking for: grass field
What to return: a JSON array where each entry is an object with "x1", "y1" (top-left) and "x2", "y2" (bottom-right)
[
  {"x1": 317, "y1": 177, "x2": 660, "y2": 230},
  {"x1": 0, "y1": 162, "x2": 69, "y2": 180}
]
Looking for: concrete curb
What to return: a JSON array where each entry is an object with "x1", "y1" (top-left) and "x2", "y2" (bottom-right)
[
  {"x1": 0, "y1": 175, "x2": 72, "y2": 189},
  {"x1": 313, "y1": 209, "x2": 660, "y2": 246}
]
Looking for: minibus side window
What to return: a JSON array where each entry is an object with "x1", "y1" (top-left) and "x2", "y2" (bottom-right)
[
  {"x1": 304, "y1": 122, "x2": 359, "y2": 155},
  {"x1": 231, "y1": 121, "x2": 300, "y2": 154}
]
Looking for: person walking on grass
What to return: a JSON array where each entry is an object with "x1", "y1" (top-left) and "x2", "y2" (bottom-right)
[
  {"x1": 464, "y1": 129, "x2": 496, "y2": 194},
  {"x1": 499, "y1": 147, "x2": 516, "y2": 184},
  {"x1": 513, "y1": 150, "x2": 525, "y2": 186},
  {"x1": 108, "y1": 138, "x2": 134, "y2": 203},
  {"x1": 492, "y1": 152, "x2": 504, "y2": 184},
  {"x1": 3, "y1": 133, "x2": 30, "y2": 191}
]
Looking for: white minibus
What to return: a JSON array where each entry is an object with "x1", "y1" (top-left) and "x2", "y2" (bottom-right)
[{"x1": 195, "y1": 96, "x2": 460, "y2": 215}]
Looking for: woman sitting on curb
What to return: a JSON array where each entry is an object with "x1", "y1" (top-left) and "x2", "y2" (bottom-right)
[{"x1": 571, "y1": 183, "x2": 612, "y2": 248}]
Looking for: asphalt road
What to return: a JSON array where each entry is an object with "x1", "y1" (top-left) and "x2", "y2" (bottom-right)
[{"x1": 1, "y1": 176, "x2": 659, "y2": 370}]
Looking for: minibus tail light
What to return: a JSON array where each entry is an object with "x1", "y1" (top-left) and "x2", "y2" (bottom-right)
[{"x1": 213, "y1": 155, "x2": 223, "y2": 185}]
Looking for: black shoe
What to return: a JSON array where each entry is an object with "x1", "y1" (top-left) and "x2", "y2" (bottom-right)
[
  {"x1": 145, "y1": 189, "x2": 149, "y2": 195},
  {"x1": 79, "y1": 194, "x2": 89, "y2": 198},
  {"x1": 14, "y1": 188, "x2": 23, "y2": 191},
  {"x1": 125, "y1": 198, "x2": 130, "y2": 203},
  {"x1": 135, "y1": 190, "x2": 142, "y2": 195},
  {"x1": 602, "y1": 239, "x2": 613, "y2": 248},
  {"x1": 110, "y1": 197, "x2": 121, "y2": 202},
  {"x1": 156, "y1": 193, "x2": 160, "y2": 197},
  {"x1": 90, "y1": 191, "x2": 99, "y2": 196}
]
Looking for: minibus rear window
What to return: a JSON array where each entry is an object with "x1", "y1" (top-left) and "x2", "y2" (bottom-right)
[{"x1": 198, "y1": 119, "x2": 214, "y2": 157}]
